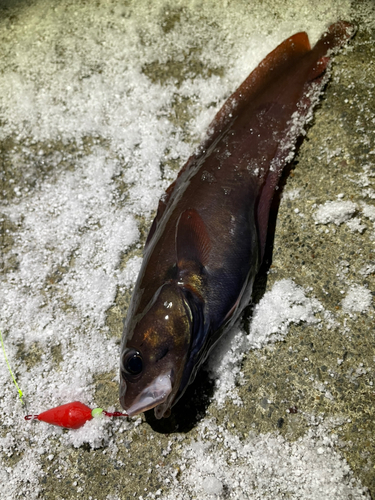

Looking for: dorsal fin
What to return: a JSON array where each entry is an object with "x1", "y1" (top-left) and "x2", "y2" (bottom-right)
[
  {"x1": 255, "y1": 22, "x2": 355, "y2": 261},
  {"x1": 176, "y1": 209, "x2": 211, "y2": 268}
]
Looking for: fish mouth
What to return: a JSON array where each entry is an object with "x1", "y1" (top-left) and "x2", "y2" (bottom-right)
[{"x1": 121, "y1": 372, "x2": 173, "y2": 417}]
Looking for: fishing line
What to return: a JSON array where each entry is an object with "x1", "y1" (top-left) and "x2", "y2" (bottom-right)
[{"x1": 0, "y1": 328, "x2": 24, "y2": 406}]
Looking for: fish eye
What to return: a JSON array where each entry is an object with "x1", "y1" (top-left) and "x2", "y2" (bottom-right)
[{"x1": 122, "y1": 349, "x2": 143, "y2": 376}]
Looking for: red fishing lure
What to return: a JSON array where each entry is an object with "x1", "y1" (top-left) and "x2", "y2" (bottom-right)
[
  {"x1": 25, "y1": 401, "x2": 128, "y2": 429},
  {"x1": 1, "y1": 329, "x2": 128, "y2": 430}
]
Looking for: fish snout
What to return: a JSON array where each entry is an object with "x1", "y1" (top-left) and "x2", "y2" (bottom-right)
[{"x1": 120, "y1": 372, "x2": 173, "y2": 417}]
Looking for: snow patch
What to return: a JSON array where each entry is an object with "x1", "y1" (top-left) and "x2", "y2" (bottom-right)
[
  {"x1": 161, "y1": 420, "x2": 368, "y2": 500},
  {"x1": 345, "y1": 217, "x2": 367, "y2": 233},
  {"x1": 248, "y1": 279, "x2": 323, "y2": 348},
  {"x1": 314, "y1": 200, "x2": 357, "y2": 225},
  {"x1": 361, "y1": 203, "x2": 375, "y2": 221},
  {"x1": 209, "y1": 279, "x2": 323, "y2": 407},
  {"x1": 341, "y1": 284, "x2": 373, "y2": 313}
]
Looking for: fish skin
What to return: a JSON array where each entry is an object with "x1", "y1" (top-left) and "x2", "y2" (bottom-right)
[{"x1": 120, "y1": 21, "x2": 355, "y2": 419}]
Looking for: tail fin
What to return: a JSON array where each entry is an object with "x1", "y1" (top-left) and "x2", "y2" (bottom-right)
[
  {"x1": 313, "y1": 21, "x2": 355, "y2": 57},
  {"x1": 255, "y1": 21, "x2": 355, "y2": 260}
]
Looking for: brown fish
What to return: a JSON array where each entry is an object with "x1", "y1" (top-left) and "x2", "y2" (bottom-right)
[{"x1": 119, "y1": 22, "x2": 354, "y2": 419}]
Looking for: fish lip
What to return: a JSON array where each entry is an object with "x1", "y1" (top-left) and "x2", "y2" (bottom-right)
[
  {"x1": 119, "y1": 378, "x2": 127, "y2": 410},
  {"x1": 123, "y1": 371, "x2": 173, "y2": 417}
]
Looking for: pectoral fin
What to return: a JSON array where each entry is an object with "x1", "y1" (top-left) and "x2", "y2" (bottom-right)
[{"x1": 176, "y1": 209, "x2": 211, "y2": 269}]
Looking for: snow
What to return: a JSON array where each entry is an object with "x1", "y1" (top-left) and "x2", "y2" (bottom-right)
[
  {"x1": 314, "y1": 200, "x2": 357, "y2": 225},
  {"x1": 206, "y1": 280, "x2": 325, "y2": 408},
  {"x1": 161, "y1": 419, "x2": 367, "y2": 500},
  {"x1": 341, "y1": 284, "x2": 373, "y2": 313},
  {"x1": 360, "y1": 263, "x2": 375, "y2": 277},
  {"x1": 345, "y1": 217, "x2": 367, "y2": 233},
  {"x1": 361, "y1": 203, "x2": 375, "y2": 221},
  {"x1": 0, "y1": 449, "x2": 44, "y2": 499},
  {"x1": 248, "y1": 280, "x2": 323, "y2": 347},
  {"x1": 0, "y1": 0, "x2": 372, "y2": 499},
  {"x1": 313, "y1": 198, "x2": 375, "y2": 234}
]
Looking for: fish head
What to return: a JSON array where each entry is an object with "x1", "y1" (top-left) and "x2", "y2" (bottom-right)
[{"x1": 119, "y1": 282, "x2": 192, "y2": 419}]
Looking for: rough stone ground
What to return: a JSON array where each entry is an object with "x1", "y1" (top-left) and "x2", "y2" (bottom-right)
[{"x1": 0, "y1": 1, "x2": 374, "y2": 499}]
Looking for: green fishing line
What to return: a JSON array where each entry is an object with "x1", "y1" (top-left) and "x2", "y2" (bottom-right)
[{"x1": 0, "y1": 329, "x2": 24, "y2": 405}]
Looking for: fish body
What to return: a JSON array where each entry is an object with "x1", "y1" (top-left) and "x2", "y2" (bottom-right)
[{"x1": 120, "y1": 22, "x2": 354, "y2": 419}]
